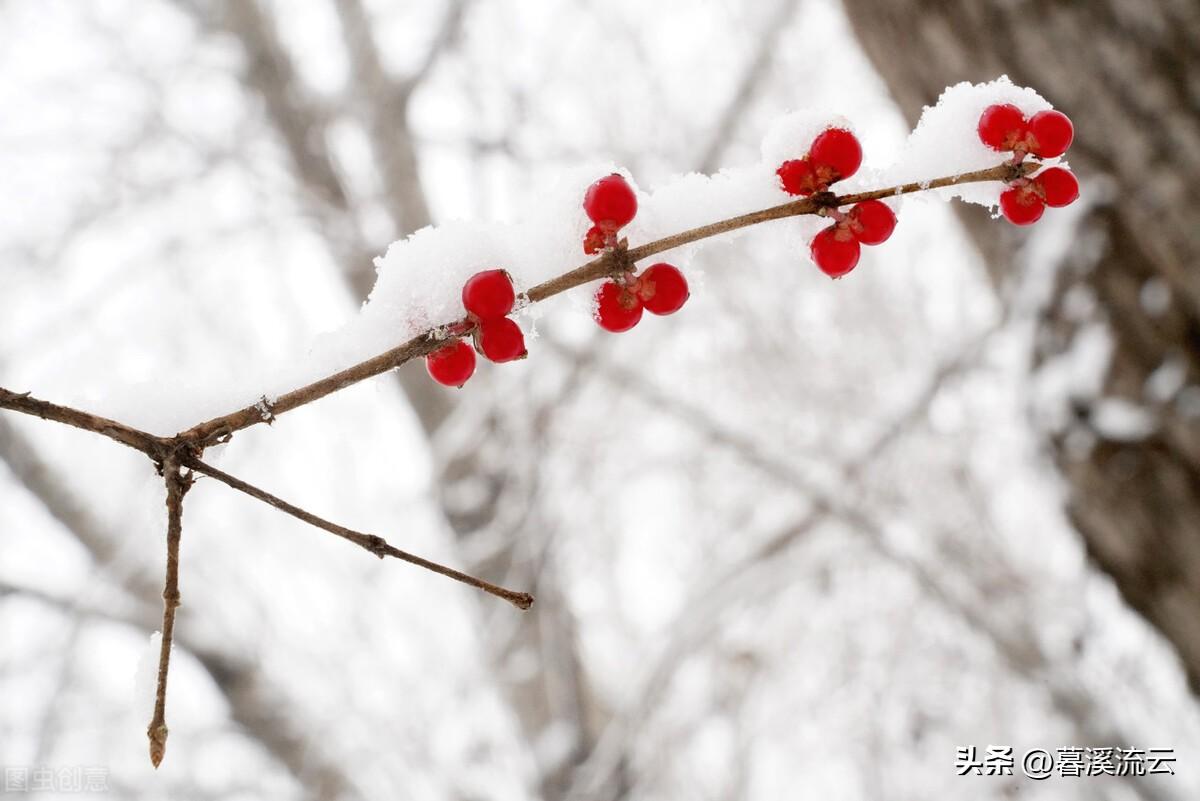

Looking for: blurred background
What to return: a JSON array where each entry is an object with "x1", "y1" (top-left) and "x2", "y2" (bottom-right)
[{"x1": 1, "y1": 1, "x2": 1198, "y2": 799}]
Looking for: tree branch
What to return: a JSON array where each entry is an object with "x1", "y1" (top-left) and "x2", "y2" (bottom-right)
[
  {"x1": 0, "y1": 387, "x2": 165, "y2": 457},
  {"x1": 0, "y1": 420, "x2": 365, "y2": 799},
  {"x1": 183, "y1": 456, "x2": 534, "y2": 610},
  {"x1": 177, "y1": 160, "x2": 1038, "y2": 448},
  {"x1": 147, "y1": 455, "x2": 193, "y2": 767}
]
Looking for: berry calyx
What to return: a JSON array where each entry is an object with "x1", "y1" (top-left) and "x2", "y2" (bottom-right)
[
  {"x1": 999, "y1": 183, "x2": 1045, "y2": 225},
  {"x1": 978, "y1": 104, "x2": 1075, "y2": 160},
  {"x1": 426, "y1": 340, "x2": 476, "y2": 387},
  {"x1": 809, "y1": 127, "x2": 862, "y2": 183},
  {"x1": 846, "y1": 199, "x2": 896, "y2": 245},
  {"x1": 1036, "y1": 166, "x2": 1079, "y2": 207},
  {"x1": 583, "y1": 174, "x2": 638, "y2": 233},
  {"x1": 462, "y1": 269, "x2": 516, "y2": 320},
  {"x1": 777, "y1": 158, "x2": 819, "y2": 196},
  {"x1": 636, "y1": 263, "x2": 689, "y2": 316},
  {"x1": 810, "y1": 225, "x2": 861, "y2": 278},
  {"x1": 594, "y1": 280, "x2": 643, "y2": 332},
  {"x1": 978, "y1": 103, "x2": 1029, "y2": 151},
  {"x1": 999, "y1": 166, "x2": 1078, "y2": 225},
  {"x1": 778, "y1": 127, "x2": 862, "y2": 196},
  {"x1": 583, "y1": 224, "x2": 607, "y2": 255},
  {"x1": 475, "y1": 318, "x2": 527, "y2": 363},
  {"x1": 1028, "y1": 110, "x2": 1074, "y2": 158}
]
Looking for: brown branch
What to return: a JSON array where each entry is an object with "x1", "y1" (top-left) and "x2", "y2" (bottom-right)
[
  {"x1": 178, "y1": 160, "x2": 1037, "y2": 449},
  {"x1": 183, "y1": 456, "x2": 534, "y2": 610},
  {"x1": 179, "y1": 330, "x2": 446, "y2": 445},
  {"x1": 147, "y1": 455, "x2": 193, "y2": 768},
  {"x1": 0, "y1": 387, "x2": 165, "y2": 457}
]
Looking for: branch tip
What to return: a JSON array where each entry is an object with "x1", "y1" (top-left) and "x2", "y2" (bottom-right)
[{"x1": 147, "y1": 723, "x2": 168, "y2": 768}]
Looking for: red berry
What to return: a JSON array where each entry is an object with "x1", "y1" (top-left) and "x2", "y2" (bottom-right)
[
  {"x1": 999, "y1": 184, "x2": 1045, "y2": 225},
  {"x1": 594, "y1": 280, "x2": 643, "y2": 332},
  {"x1": 1035, "y1": 167, "x2": 1079, "y2": 207},
  {"x1": 426, "y1": 340, "x2": 476, "y2": 387},
  {"x1": 583, "y1": 174, "x2": 637, "y2": 232},
  {"x1": 978, "y1": 104, "x2": 1029, "y2": 151},
  {"x1": 777, "y1": 158, "x2": 819, "y2": 196},
  {"x1": 476, "y1": 317, "x2": 526, "y2": 363},
  {"x1": 462, "y1": 269, "x2": 516, "y2": 320},
  {"x1": 809, "y1": 128, "x2": 862, "y2": 183},
  {"x1": 847, "y1": 200, "x2": 896, "y2": 245},
  {"x1": 810, "y1": 226, "x2": 861, "y2": 278},
  {"x1": 637, "y1": 263, "x2": 689, "y2": 316},
  {"x1": 1028, "y1": 110, "x2": 1074, "y2": 158},
  {"x1": 583, "y1": 224, "x2": 607, "y2": 255}
]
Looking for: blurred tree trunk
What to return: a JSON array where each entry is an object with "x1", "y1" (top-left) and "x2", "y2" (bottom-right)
[{"x1": 841, "y1": 0, "x2": 1200, "y2": 690}]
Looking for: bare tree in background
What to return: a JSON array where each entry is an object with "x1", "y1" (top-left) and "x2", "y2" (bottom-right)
[{"x1": 841, "y1": 0, "x2": 1200, "y2": 691}]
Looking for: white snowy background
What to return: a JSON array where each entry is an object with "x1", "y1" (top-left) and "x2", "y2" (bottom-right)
[{"x1": 0, "y1": 1, "x2": 1196, "y2": 800}]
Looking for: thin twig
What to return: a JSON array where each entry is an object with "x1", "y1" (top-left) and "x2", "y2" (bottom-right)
[
  {"x1": 183, "y1": 456, "x2": 534, "y2": 610},
  {"x1": 0, "y1": 388, "x2": 165, "y2": 457},
  {"x1": 147, "y1": 456, "x2": 192, "y2": 768}
]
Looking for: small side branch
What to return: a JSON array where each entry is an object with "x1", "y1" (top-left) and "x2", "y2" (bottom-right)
[
  {"x1": 147, "y1": 456, "x2": 193, "y2": 768},
  {"x1": 185, "y1": 457, "x2": 534, "y2": 610}
]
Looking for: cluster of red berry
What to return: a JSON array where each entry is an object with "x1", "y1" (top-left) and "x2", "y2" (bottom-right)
[
  {"x1": 426, "y1": 173, "x2": 691, "y2": 386},
  {"x1": 776, "y1": 127, "x2": 898, "y2": 278},
  {"x1": 427, "y1": 102, "x2": 1079, "y2": 386},
  {"x1": 425, "y1": 269, "x2": 526, "y2": 387},
  {"x1": 977, "y1": 104, "x2": 1079, "y2": 224},
  {"x1": 583, "y1": 174, "x2": 690, "y2": 333}
]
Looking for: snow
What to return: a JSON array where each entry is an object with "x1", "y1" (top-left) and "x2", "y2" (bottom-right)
[
  {"x1": 93, "y1": 77, "x2": 1059, "y2": 434},
  {"x1": 1178, "y1": 387, "x2": 1200, "y2": 419},
  {"x1": 874, "y1": 77, "x2": 1058, "y2": 207},
  {"x1": 1031, "y1": 320, "x2": 1113, "y2": 433},
  {"x1": 758, "y1": 108, "x2": 855, "y2": 167},
  {"x1": 1091, "y1": 398, "x2": 1158, "y2": 441},
  {"x1": 1139, "y1": 277, "x2": 1172, "y2": 317},
  {"x1": 1146, "y1": 356, "x2": 1188, "y2": 403}
]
